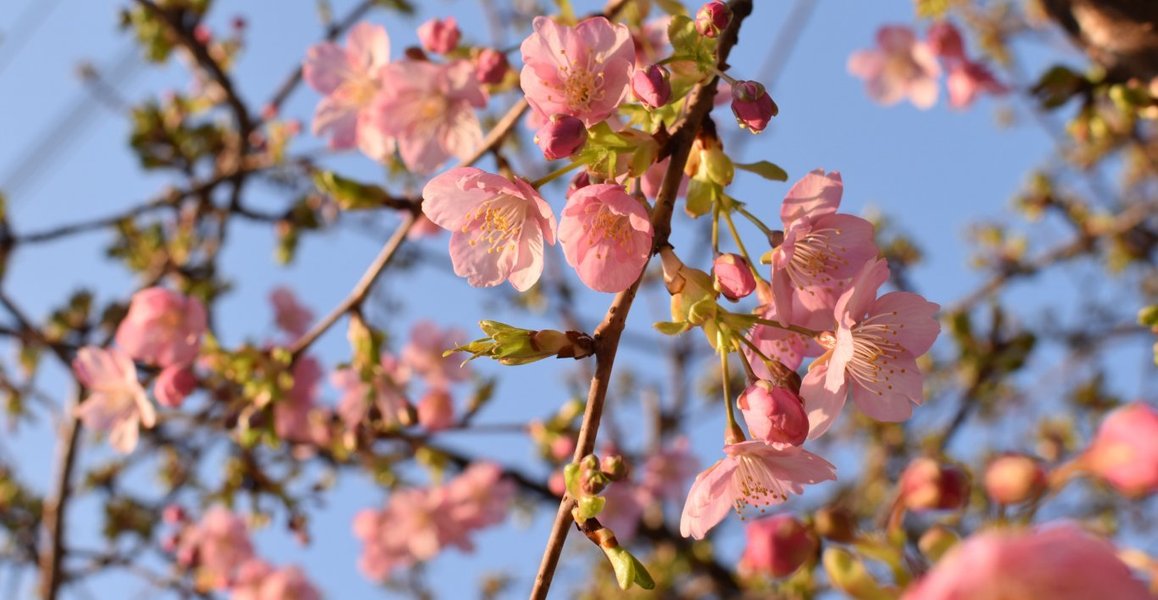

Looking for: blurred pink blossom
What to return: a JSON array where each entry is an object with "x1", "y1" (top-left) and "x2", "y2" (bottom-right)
[
  {"x1": 740, "y1": 514, "x2": 818, "y2": 577},
  {"x1": 72, "y1": 346, "x2": 155, "y2": 454},
  {"x1": 303, "y1": 22, "x2": 396, "y2": 161},
  {"x1": 848, "y1": 25, "x2": 941, "y2": 109},
  {"x1": 1080, "y1": 402, "x2": 1158, "y2": 497},
  {"x1": 269, "y1": 287, "x2": 314, "y2": 340},
  {"x1": 115, "y1": 287, "x2": 207, "y2": 367},
  {"x1": 417, "y1": 17, "x2": 460, "y2": 55},
  {"x1": 154, "y1": 363, "x2": 196, "y2": 408},
  {"x1": 332, "y1": 353, "x2": 412, "y2": 430},
  {"x1": 176, "y1": 506, "x2": 255, "y2": 590}
]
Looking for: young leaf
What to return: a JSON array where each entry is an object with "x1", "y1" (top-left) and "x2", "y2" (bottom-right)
[{"x1": 735, "y1": 160, "x2": 789, "y2": 182}]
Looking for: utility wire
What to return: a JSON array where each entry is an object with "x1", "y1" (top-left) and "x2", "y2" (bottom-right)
[{"x1": 0, "y1": 0, "x2": 68, "y2": 78}]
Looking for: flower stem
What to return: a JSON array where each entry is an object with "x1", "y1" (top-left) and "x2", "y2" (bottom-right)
[
  {"x1": 752, "y1": 316, "x2": 821, "y2": 338},
  {"x1": 735, "y1": 203, "x2": 777, "y2": 239},
  {"x1": 531, "y1": 160, "x2": 584, "y2": 188}
]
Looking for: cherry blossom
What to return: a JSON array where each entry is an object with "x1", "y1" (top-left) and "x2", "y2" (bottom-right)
[
  {"x1": 680, "y1": 441, "x2": 835, "y2": 539},
  {"x1": 175, "y1": 506, "x2": 255, "y2": 590},
  {"x1": 848, "y1": 25, "x2": 941, "y2": 109},
  {"x1": 72, "y1": 346, "x2": 155, "y2": 454},
  {"x1": 269, "y1": 286, "x2": 314, "y2": 341},
  {"x1": 558, "y1": 183, "x2": 653, "y2": 293},
  {"x1": 739, "y1": 514, "x2": 817, "y2": 577},
  {"x1": 903, "y1": 523, "x2": 1151, "y2": 599},
  {"x1": 1079, "y1": 402, "x2": 1158, "y2": 497},
  {"x1": 520, "y1": 16, "x2": 635, "y2": 126},
  {"x1": 422, "y1": 167, "x2": 557, "y2": 291},
  {"x1": 303, "y1": 22, "x2": 395, "y2": 161},
  {"x1": 115, "y1": 287, "x2": 207, "y2": 368},
  {"x1": 800, "y1": 258, "x2": 940, "y2": 438},
  {"x1": 154, "y1": 364, "x2": 196, "y2": 408},
  {"x1": 332, "y1": 353, "x2": 412, "y2": 430},
  {"x1": 373, "y1": 60, "x2": 486, "y2": 173}
]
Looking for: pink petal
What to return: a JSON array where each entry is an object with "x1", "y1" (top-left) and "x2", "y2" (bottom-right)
[
  {"x1": 780, "y1": 170, "x2": 843, "y2": 225},
  {"x1": 421, "y1": 167, "x2": 492, "y2": 231},
  {"x1": 849, "y1": 353, "x2": 922, "y2": 421},
  {"x1": 833, "y1": 258, "x2": 890, "y2": 327},
  {"x1": 679, "y1": 459, "x2": 734, "y2": 539},
  {"x1": 867, "y1": 292, "x2": 940, "y2": 356},
  {"x1": 800, "y1": 364, "x2": 847, "y2": 439},
  {"x1": 345, "y1": 22, "x2": 391, "y2": 74},
  {"x1": 507, "y1": 225, "x2": 545, "y2": 292},
  {"x1": 303, "y1": 42, "x2": 349, "y2": 94}
]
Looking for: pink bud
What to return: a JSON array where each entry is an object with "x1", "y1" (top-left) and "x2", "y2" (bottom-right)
[
  {"x1": 417, "y1": 16, "x2": 460, "y2": 55},
  {"x1": 713, "y1": 253, "x2": 756, "y2": 301},
  {"x1": 1081, "y1": 402, "x2": 1158, "y2": 498},
  {"x1": 548, "y1": 471, "x2": 566, "y2": 496},
  {"x1": 261, "y1": 103, "x2": 278, "y2": 120},
  {"x1": 899, "y1": 458, "x2": 970, "y2": 511},
  {"x1": 740, "y1": 514, "x2": 818, "y2": 577},
  {"x1": 984, "y1": 454, "x2": 1047, "y2": 504},
  {"x1": 534, "y1": 115, "x2": 587, "y2": 160},
  {"x1": 737, "y1": 381, "x2": 809, "y2": 446},
  {"x1": 695, "y1": 1, "x2": 732, "y2": 38},
  {"x1": 475, "y1": 48, "x2": 510, "y2": 85},
  {"x1": 631, "y1": 64, "x2": 672, "y2": 109},
  {"x1": 162, "y1": 504, "x2": 187, "y2": 524},
  {"x1": 566, "y1": 170, "x2": 592, "y2": 198},
  {"x1": 417, "y1": 388, "x2": 455, "y2": 431},
  {"x1": 551, "y1": 434, "x2": 576, "y2": 461},
  {"x1": 926, "y1": 21, "x2": 967, "y2": 63},
  {"x1": 192, "y1": 24, "x2": 212, "y2": 45},
  {"x1": 231, "y1": 16, "x2": 247, "y2": 32},
  {"x1": 731, "y1": 80, "x2": 778, "y2": 133},
  {"x1": 154, "y1": 364, "x2": 196, "y2": 408}
]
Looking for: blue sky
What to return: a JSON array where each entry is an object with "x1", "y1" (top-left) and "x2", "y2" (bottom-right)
[{"x1": 1, "y1": 0, "x2": 1152, "y2": 597}]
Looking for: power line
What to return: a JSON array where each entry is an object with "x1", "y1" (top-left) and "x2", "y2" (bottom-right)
[{"x1": 0, "y1": 0, "x2": 68, "y2": 78}]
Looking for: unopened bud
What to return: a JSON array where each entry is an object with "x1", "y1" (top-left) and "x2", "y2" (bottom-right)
[
  {"x1": 454, "y1": 321, "x2": 594, "y2": 365},
  {"x1": 475, "y1": 48, "x2": 510, "y2": 84},
  {"x1": 567, "y1": 170, "x2": 592, "y2": 198},
  {"x1": 740, "y1": 514, "x2": 818, "y2": 577},
  {"x1": 926, "y1": 22, "x2": 966, "y2": 62},
  {"x1": 713, "y1": 253, "x2": 756, "y2": 301},
  {"x1": 731, "y1": 80, "x2": 778, "y2": 133},
  {"x1": 417, "y1": 16, "x2": 460, "y2": 54},
  {"x1": 631, "y1": 64, "x2": 672, "y2": 109},
  {"x1": 659, "y1": 248, "x2": 719, "y2": 324},
  {"x1": 984, "y1": 454, "x2": 1047, "y2": 504},
  {"x1": 737, "y1": 380, "x2": 809, "y2": 446},
  {"x1": 695, "y1": 1, "x2": 732, "y2": 38},
  {"x1": 162, "y1": 504, "x2": 187, "y2": 524},
  {"x1": 417, "y1": 388, "x2": 455, "y2": 431},
  {"x1": 600, "y1": 455, "x2": 629, "y2": 481},
  {"x1": 899, "y1": 458, "x2": 970, "y2": 511},
  {"x1": 535, "y1": 115, "x2": 587, "y2": 160},
  {"x1": 814, "y1": 506, "x2": 857, "y2": 542}
]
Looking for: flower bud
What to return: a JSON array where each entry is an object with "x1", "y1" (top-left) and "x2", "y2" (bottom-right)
[
  {"x1": 659, "y1": 248, "x2": 719, "y2": 325},
  {"x1": 453, "y1": 321, "x2": 595, "y2": 365},
  {"x1": 417, "y1": 16, "x2": 460, "y2": 54},
  {"x1": 601, "y1": 454, "x2": 629, "y2": 481},
  {"x1": 567, "y1": 170, "x2": 592, "y2": 198},
  {"x1": 695, "y1": 1, "x2": 732, "y2": 38},
  {"x1": 731, "y1": 80, "x2": 778, "y2": 133},
  {"x1": 162, "y1": 504, "x2": 187, "y2": 524},
  {"x1": 417, "y1": 388, "x2": 455, "y2": 431},
  {"x1": 926, "y1": 21, "x2": 966, "y2": 62},
  {"x1": 738, "y1": 381, "x2": 809, "y2": 446},
  {"x1": 713, "y1": 253, "x2": 756, "y2": 301},
  {"x1": 814, "y1": 506, "x2": 857, "y2": 542},
  {"x1": 631, "y1": 64, "x2": 672, "y2": 109},
  {"x1": 474, "y1": 48, "x2": 510, "y2": 84},
  {"x1": 899, "y1": 458, "x2": 970, "y2": 511},
  {"x1": 154, "y1": 364, "x2": 196, "y2": 408},
  {"x1": 740, "y1": 514, "x2": 818, "y2": 577},
  {"x1": 1080, "y1": 402, "x2": 1158, "y2": 498},
  {"x1": 535, "y1": 115, "x2": 587, "y2": 160},
  {"x1": 701, "y1": 145, "x2": 734, "y2": 186},
  {"x1": 984, "y1": 454, "x2": 1047, "y2": 504}
]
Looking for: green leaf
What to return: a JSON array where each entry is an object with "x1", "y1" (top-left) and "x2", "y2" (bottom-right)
[
  {"x1": 654, "y1": 0, "x2": 687, "y2": 16},
  {"x1": 313, "y1": 171, "x2": 391, "y2": 211},
  {"x1": 653, "y1": 321, "x2": 692, "y2": 335},
  {"x1": 1138, "y1": 305, "x2": 1158, "y2": 328},
  {"x1": 734, "y1": 160, "x2": 788, "y2": 182}
]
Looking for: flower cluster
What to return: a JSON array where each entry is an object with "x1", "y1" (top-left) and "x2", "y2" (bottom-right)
[
  {"x1": 353, "y1": 462, "x2": 515, "y2": 579},
  {"x1": 848, "y1": 22, "x2": 1006, "y2": 110}
]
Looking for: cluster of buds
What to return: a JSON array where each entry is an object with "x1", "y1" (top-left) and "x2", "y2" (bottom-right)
[
  {"x1": 450, "y1": 321, "x2": 595, "y2": 365},
  {"x1": 565, "y1": 453, "x2": 630, "y2": 522}
]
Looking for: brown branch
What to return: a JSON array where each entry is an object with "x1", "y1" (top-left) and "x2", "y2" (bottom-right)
[
  {"x1": 36, "y1": 387, "x2": 81, "y2": 600},
  {"x1": 529, "y1": 2, "x2": 755, "y2": 598}
]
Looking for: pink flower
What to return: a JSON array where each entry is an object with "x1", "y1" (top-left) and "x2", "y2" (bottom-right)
[
  {"x1": 740, "y1": 514, "x2": 818, "y2": 577},
  {"x1": 520, "y1": 16, "x2": 635, "y2": 126},
  {"x1": 738, "y1": 381, "x2": 809, "y2": 446},
  {"x1": 926, "y1": 22, "x2": 966, "y2": 63},
  {"x1": 848, "y1": 25, "x2": 941, "y2": 109},
  {"x1": 269, "y1": 287, "x2": 313, "y2": 341},
  {"x1": 72, "y1": 346, "x2": 155, "y2": 454},
  {"x1": 303, "y1": 22, "x2": 396, "y2": 161},
  {"x1": 115, "y1": 287, "x2": 207, "y2": 367},
  {"x1": 274, "y1": 356, "x2": 323, "y2": 443},
  {"x1": 640, "y1": 437, "x2": 698, "y2": 504},
  {"x1": 422, "y1": 167, "x2": 557, "y2": 291},
  {"x1": 474, "y1": 48, "x2": 510, "y2": 84},
  {"x1": 769, "y1": 169, "x2": 878, "y2": 328},
  {"x1": 401, "y1": 321, "x2": 470, "y2": 387},
  {"x1": 598, "y1": 482, "x2": 649, "y2": 541},
  {"x1": 679, "y1": 441, "x2": 836, "y2": 539},
  {"x1": 417, "y1": 17, "x2": 460, "y2": 55},
  {"x1": 445, "y1": 462, "x2": 515, "y2": 529},
  {"x1": 984, "y1": 454, "x2": 1047, "y2": 505},
  {"x1": 898, "y1": 457, "x2": 969, "y2": 511},
  {"x1": 903, "y1": 523, "x2": 1151, "y2": 600},
  {"x1": 372, "y1": 60, "x2": 486, "y2": 173},
  {"x1": 713, "y1": 253, "x2": 756, "y2": 301},
  {"x1": 176, "y1": 506, "x2": 255, "y2": 590},
  {"x1": 946, "y1": 61, "x2": 1007, "y2": 109},
  {"x1": 332, "y1": 354, "x2": 412, "y2": 430},
  {"x1": 800, "y1": 258, "x2": 940, "y2": 438},
  {"x1": 154, "y1": 364, "x2": 196, "y2": 408},
  {"x1": 1080, "y1": 402, "x2": 1158, "y2": 497},
  {"x1": 231, "y1": 561, "x2": 321, "y2": 600},
  {"x1": 559, "y1": 183, "x2": 653, "y2": 293},
  {"x1": 417, "y1": 388, "x2": 455, "y2": 431}
]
